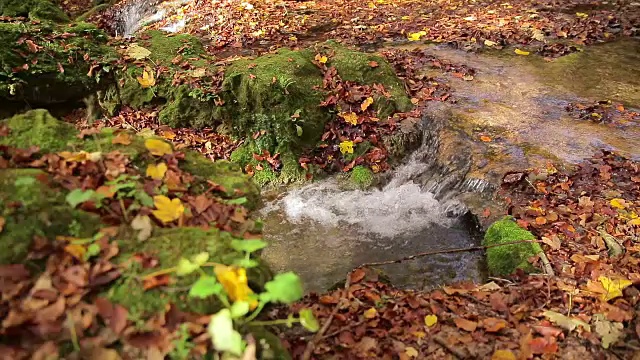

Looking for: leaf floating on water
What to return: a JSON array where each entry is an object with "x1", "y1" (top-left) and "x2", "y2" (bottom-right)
[{"x1": 514, "y1": 48, "x2": 530, "y2": 56}]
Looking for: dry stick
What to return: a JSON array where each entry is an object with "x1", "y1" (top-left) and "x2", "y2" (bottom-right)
[
  {"x1": 434, "y1": 335, "x2": 471, "y2": 359},
  {"x1": 357, "y1": 240, "x2": 541, "y2": 268},
  {"x1": 302, "y1": 273, "x2": 352, "y2": 360}
]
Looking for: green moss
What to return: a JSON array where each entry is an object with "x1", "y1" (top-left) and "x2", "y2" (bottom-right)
[
  {"x1": 349, "y1": 165, "x2": 374, "y2": 189},
  {"x1": 0, "y1": 0, "x2": 69, "y2": 22},
  {"x1": 0, "y1": 21, "x2": 116, "y2": 105},
  {"x1": 482, "y1": 217, "x2": 543, "y2": 275},
  {"x1": 0, "y1": 109, "x2": 78, "y2": 152},
  {"x1": 252, "y1": 168, "x2": 278, "y2": 187},
  {"x1": 0, "y1": 169, "x2": 102, "y2": 264},
  {"x1": 107, "y1": 227, "x2": 271, "y2": 320}
]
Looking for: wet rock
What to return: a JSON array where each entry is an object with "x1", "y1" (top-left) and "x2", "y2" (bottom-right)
[{"x1": 482, "y1": 217, "x2": 542, "y2": 275}]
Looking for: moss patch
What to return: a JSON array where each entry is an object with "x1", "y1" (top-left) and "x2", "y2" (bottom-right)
[
  {"x1": 482, "y1": 217, "x2": 542, "y2": 275},
  {"x1": 0, "y1": 169, "x2": 102, "y2": 264},
  {"x1": 0, "y1": 109, "x2": 78, "y2": 152},
  {"x1": 0, "y1": 0, "x2": 69, "y2": 22},
  {"x1": 349, "y1": 165, "x2": 374, "y2": 189},
  {"x1": 107, "y1": 227, "x2": 271, "y2": 320},
  {"x1": 0, "y1": 21, "x2": 116, "y2": 106}
]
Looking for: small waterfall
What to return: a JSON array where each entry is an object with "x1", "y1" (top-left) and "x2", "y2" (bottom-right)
[{"x1": 261, "y1": 118, "x2": 489, "y2": 292}]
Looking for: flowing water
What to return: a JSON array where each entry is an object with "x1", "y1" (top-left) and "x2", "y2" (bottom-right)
[{"x1": 260, "y1": 130, "x2": 486, "y2": 293}]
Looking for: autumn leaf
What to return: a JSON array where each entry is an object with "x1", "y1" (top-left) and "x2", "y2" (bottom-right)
[
  {"x1": 214, "y1": 265, "x2": 258, "y2": 309},
  {"x1": 152, "y1": 195, "x2": 184, "y2": 223},
  {"x1": 315, "y1": 54, "x2": 328, "y2": 64},
  {"x1": 407, "y1": 31, "x2": 427, "y2": 41},
  {"x1": 454, "y1": 318, "x2": 478, "y2": 332},
  {"x1": 339, "y1": 140, "x2": 354, "y2": 154},
  {"x1": 137, "y1": 68, "x2": 156, "y2": 88},
  {"x1": 131, "y1": 214, "x2": 153, "y2": 241},
  {"x1": 146, "y1": 162, "x2": 168, "y2": 180},
  {"x1": 0, "y1": 216, "x2": 4, "y2": 233},
  {"x1": 480, "y1": 135, "x2": 492, "y2": 142},
  {"x1": 64, "y1": 244, "x2": 86, "y2": 261},
  {"x1": 491, "y1": 350, "x2": 516, "y2": 360},
  {"x1": 363, "y1": 308, "x2": 377, "y2": 319},
  {"x1": 125, "y1": 44, "x2": 151, "y2": 60},
  {"x1": 543, "y1": 311, "x2": 590, "y2": 332},
  {"x1": 598, "y1": 276, "x2": 632, "y2": 301},
  {"x1": 484, "y1": 39, "x2": 498, "y2": 47},
  {"x1": 593, "y1": 314, "x2": 623, "y2": 349},
  {"x1": 340, "y1": 112, "x2": 358, "y2": 125},
  {"x1": 424, "y1": 314, "x2": 437, "y2": 327},
  {"x1": 144, "y1": 139, "x2": 173, "y2": 156},
  {"x1": 576, "y1": 12, "x2": 588, "y2": 18},
  {"x1": 111, "y1": 132, "x2": 132, "y2": 145},
  {"x1": 405, "y1": 347, "x2": 418, "y2": 358},
  {"x1": 609, "y1": 198, "x2": 627, "y2": 209},
  {"x1": 514, "y1": 48, "x2": 530, "y2": 55},
  {"x1": 361, "y1": 97, "x2": 374, "y2": 112}
]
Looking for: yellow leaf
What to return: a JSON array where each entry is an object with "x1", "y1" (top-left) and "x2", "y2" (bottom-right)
[
  {"x1": 424, "y1": 314, "x2": 438, "y2": 327},
  {"x1": 111, "y1": 132, "x2": 132, "y2": 145},
  {"x1": 64, "y1": 244, "x2": 86, "y2": 261},
  {"x1": 514, "y1": 48, "x2": 530, "y2": 55},
  {"x1": 137, "y1": 68, "x2": 156, "y2": 88},
  {"x1": 146, "y1": 162, "x2": 168, "y2": 180},
  {"x1": 576, "y1": 12, "x2": 588, "y2": 18},
  {"x1": 599, "y1": 276, "x2": 633, "y2": 301},
  {"x1": 610, "y1": 198, "x2": 627, "y2": 209},
  {"x1": 340, "y1": 112, "x2": 358, "y2": 125},
  {"x1": 152, "y1": 195, "x2": 184, "y2": 223},
  {"x1": 144, "y1": 139, "x2": 173, "y2": 156},
  {"x1": 214, "y1": 265, "x2": 258, "y2": 309},
  {"x1": 339, "y1": 140, "x2": 354, "y2": 154},
  {"x1": 59, "y1": 151, "x2": 102, "y2": 162},
  {"x1": 491, "y1": 349, "x2": 516, "y2": 360},
  {"x1": 405, "y1": 347, "x2": 418, "y2": 358},
  {"x1": 407, "y1": 31, "x2": 427, "y2": 41},
  {"x1": 315, "y1": 54, "x2": 328, "y2": 64},
  {"x1": 361, "y1": 97, "x2": 374, "y2": 112},
  {"x1": 629, "y1": 218, "x2": 640, "y2": 226},
  {"x1": 364, "y1": 308, "x2": 377, "y2": 319}
]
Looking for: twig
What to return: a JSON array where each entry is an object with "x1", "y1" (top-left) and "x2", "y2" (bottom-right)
[
  {"x1": 434, "y1": 335, "x2": 470, "y2": 359},
  {"x1": 302, "y1": 273, "x2": 352, "y2": 360},
  {"x1": 538, "y1": 250, "x2": 555, "y2": 276},
  {"x1": 358, "y1": 240, "x2": 540, "y2": 268},
  {"x1": 319, "y1": 319, "x2": 366, "y2": 340}
]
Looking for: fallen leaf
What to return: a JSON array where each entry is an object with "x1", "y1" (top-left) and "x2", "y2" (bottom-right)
[
  {"x1": 152, "y1": 195, "x2": 185, "y2": 223},
  {"x1": 145, "y1": 139, "x2": 173, "y2": 156},
  {"x1": 514, "y1": 48, "x2": 530, "y2": 55},
  {"x1": 543, "y1": 311, "x2": 590, "y2": 332},
  {"x1": 315, "y1": 54, "x2": 328, "y2": 64},
  {"x1": 454, "y1": 318, "x2": 478, "y2": 332},
  {"x1": 111, "y1": 132, "x2": 132, "y2": 145},
  {"x1": 425, "y1": 314, "x2": 438, "y2": 327},
  {"x1": 483, "y1": 318, "x2": 507, "y2": 332},
  {"x1": 491, "y1": 349, "x2": 516, "y2": 360},
  {"x1": 407, "y1": 31, "x2": 427, "y2": 41},
  {"x1": 484, "y1": 39, "x2": 498, "y2": 47},
  {"x1": 364, "y1": 308, "x2": 377, "y2": 319},
  {"x1": 610, "y1": 198, "x2": 627, "y2": 209},
  {"x1": 131, "y1": 215, "x2": 153, "y2": 241},
  {"x1": 599, "y1": 276, "x2": 632, "y2": 301},
  {"x1": 125, "y1": 44, "x2": 151, "y2": 60},
  {"x1": 593, "y1": 314, "x2": 623, "y2": 349},
  {"x1": 405, "y1": 347, "x2": 418, "y2": 358},
  {"x1": 480, "y1": 135, "x2": 492, "y2": 142},
  {"x1": 361, "y1": 97, "x2": 374, "y2": 112},
  {"x1": 0, "y1": 216, "x2": 4, "y2": 233},
  {"x1": 146, "y1": 162, "x2": 168, "y2": 180},
  {"x1": 339, "y1": 140, "x2": 354, "y2": 154},
  {"x1": 340, "y1": 112, "x2": 358, "y2": 125}
]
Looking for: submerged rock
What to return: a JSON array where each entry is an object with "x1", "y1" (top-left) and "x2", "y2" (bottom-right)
[{"x1": 482, "y1": 217, "x2": 542, "y2": 275}]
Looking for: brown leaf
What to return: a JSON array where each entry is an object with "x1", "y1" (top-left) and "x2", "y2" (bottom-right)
[
  {"x1": 454, "y1": 318, "x2": 478, "y2": 332},
  {"x1": 482, "y1": 318, "x2": 507, "y2": 332},
  {"x1": 110, "y1": 304, "x2": 128, "y2": 334},
  {"x1": 35, "y1": 296, "x2": 65, "y2": 323},
  {"x1": 350, "y1": 268, "x2": 366, "y2": 284}
]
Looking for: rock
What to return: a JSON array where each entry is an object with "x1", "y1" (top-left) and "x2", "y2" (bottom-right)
[
  {"x1": 0, "y1": 168, "x2": 102, "y2": 264},
  {"x1": 0, "y1": 109, "x2": 77, "y2": 151},
  {"x1": 0, "y1": 21, "x2": 116, "y2": 107},
  {"x1": 482, "y1": 217, "x2": 543, "y2": 275},
  {"x1": 0, "y1": 0, "x2": 69, "y2": 22},
  {"x1": 349, "y1": 165, "x2": 374, "y2": 189},
  {"x1": 102, "y1": 32, "x2": 411, "y2": 185}
]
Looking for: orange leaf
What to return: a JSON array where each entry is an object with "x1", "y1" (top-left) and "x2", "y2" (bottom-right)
[
  {"x1": 454, "y1": 318, "x2": 478, "y2": 332},
  {"x1": 482, "y1": 318, "x2": 507, "y2": 332},
  {"x1": 96, "y1": 185, "x2": 116, "y2": 199},
  {"x1": 0, "y1": 216, "x2": 4, "y2": 233},
  {"x1": 535, "y1": 216, "x2": 547, "y2": 225},
  {"x1": 480, "y1": 135, "x2": 492, "y2": 142},
  {"x1": 111, "y1": 132, "x2": 132, "y2": 145}
]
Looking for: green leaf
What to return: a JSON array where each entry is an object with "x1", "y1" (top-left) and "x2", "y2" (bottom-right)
[
  {"x1": 136, "y1": 191, "x2": 154, "y2": 207},
  {"x1": 264, "y1": 272, "x2": 303, "y2": 304},
  {"x1": 296, "y1": 125, "x2": 303, "y2": 137},
  {"x1": 229, "y1": 301, "x2": 250, "y2": 318},
  {"x1": 66, "y1": 189, "x2": 96, "y2": 208},
  {"x1": 125, "y1": 44, "x2": 151, "y2": 60},
  {"x1": 208, "y1": 309, "x2": 244, "y2": 356},
  {"x1": 189, "y1": 276, "x2": 222, "y2": 299},
  {"x1": 176, "y1": 258, "x2": 200, "y2": 276},
  {"x1": 192, "y1": 252, "x2": 209, "y2": 266},
  {"x1": 227, "y1": 197, "x2": 247, "y2": 205},
  {"x1": 85, "y1": 243, "x2": 101, "y2": 260},
  {"x1": 299, "y1": 308, "x2": 319, "y2": 332},
  {"x1": 232, "y1": 258, "x2": 260, "y2": 268},
  {"x1": 230, "y1": 239, "x2": 267, "y2": 254},
  {"x1": 14, "y1": 176, "x2": 36, "y2": 187}
]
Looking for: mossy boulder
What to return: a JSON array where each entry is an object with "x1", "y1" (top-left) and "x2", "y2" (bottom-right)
[
  {"x1": 349, "y1": 165, "x2": 374, "y2": 189},
  {"x1": 0, "y1": 109, "x2": 260, "y2": 208},
  {"x1": 0, "y1": 168, "x2": 102, "y2": 264},
  {"x1": 106, "y1": 227, "x2": 272, "y2": 320},
  {"x1": 0, "y1": 0, "x2": 69, "y2": 22},
  {"x1": 482, "y1": 217, "x2": 543, "y2": 275},
  {"x1": 0, "y1": 21, "x2": 116, "y2": 107}
]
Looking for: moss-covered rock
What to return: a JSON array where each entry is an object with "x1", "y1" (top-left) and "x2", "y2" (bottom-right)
[
  {"x1": 0, "y1": 21, "x2": 116, "y2": 106},
  {"x1": 0, "y1": 109, "x2": 77, "y2": 152},
  {"x1": 349, "y1": 165, "x2": 374, "y2": 189},
  {"x1": 0, "y1": 0, "x2": 69, "y2": 22},
  {"x1": 0, "y1": 168, "x2": 102, "y2": 264},
  {"x1": 482, "y1": 217, "x2": 542, "y2": 275},
  {"x1": 106, "y1": 227, "x2": 272, "y2": 320}
]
